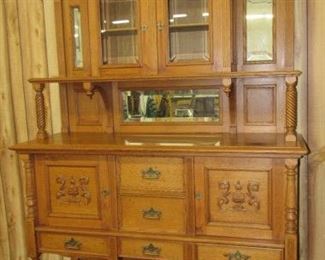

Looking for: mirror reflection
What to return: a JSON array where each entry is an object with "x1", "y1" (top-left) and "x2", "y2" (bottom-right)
[
  {"x1": 72, "y1": 7, "x2": 84, "y2": 68},
  {"x1": 121, "y1": 88, "x2": 220, "y2": 123},
  {"x1": 246, "y1": 0, "x2": 274, "y2": 62}
]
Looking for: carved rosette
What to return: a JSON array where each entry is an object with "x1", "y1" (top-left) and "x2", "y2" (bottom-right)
[
  {"x1": 56, "y1": 176, "x2": 91, "y2": 205},
  {"x1": 285, "y1": 76, "x2": 298, "y2": 142},
  {"x1": 218, "y1": 180, "x2": 260, "y2": 212},
  {"x1": 33, "y1": 83, "x2": 48, "y2": 139},
  {"x1": 285, "y1": 159, "x2": 298, "y2": 234}
]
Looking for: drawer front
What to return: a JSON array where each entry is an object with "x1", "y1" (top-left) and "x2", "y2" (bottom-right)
[
  {"x1": 120, "y1": 196, "x2": 186, "y2": 234},
  {"x1": 197, "y1": 244, "x2": 283, "y2": 260},
  {"x1": 119, "y1": 238, "x2": 184, "y2": 259},
  {"x1": 119, "y1": 157, "x2": 185, "y2": 193},
  {"x1": 195, "y1": 157, "x2": 285, "y2": 240},
  {"x1": 36, "y1": 155, "x2": 115, "y2": 229},
  {"x1": 38, "y1": 233, "x2": 114, "y2": 256}
]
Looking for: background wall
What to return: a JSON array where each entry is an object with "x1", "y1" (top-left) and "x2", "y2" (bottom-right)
[
  {"x1": 0, "y1": 0, "x2": 323, "y2": 260},
  {"x1": 308, "y1": 1, "x2": 325, "y2": 259}
]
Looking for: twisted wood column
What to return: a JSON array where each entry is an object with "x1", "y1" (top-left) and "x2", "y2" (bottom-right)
[
  {"x1": 285, "y1": 159, "x2": 298, "y2": 260},
  {"x1": 20, "y1": 155, "x2": 39, "y2": 260},
  {"x1": 33, "y1": 83, "x2": 48, "y2": 139},
  {"x1": 285, "y1": 76, "x2": 298, "y2": 142}
]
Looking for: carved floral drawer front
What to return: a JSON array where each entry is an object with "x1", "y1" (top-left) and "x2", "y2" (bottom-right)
[
  {"x1": 119, "y1": 195, "x2": 186, "y2": 234},
  {"x1": 35, "y1": 155, "x2": 114, "y2": 229},
  {"x1": 118, "y1": 157, "x2": 185, "y2": 194},
  {"x1": 194, "y1": 157, "x2": 285, "y2": 240},
  {"x1": 38, "y1": 232, "x2": 115, "y2": 257},
  {"x1": 197, "y1": 244, "x2": 283, "y2": 260},
  {"x1": 119, "y1": 238, "x2": 185, "y2": 260}
]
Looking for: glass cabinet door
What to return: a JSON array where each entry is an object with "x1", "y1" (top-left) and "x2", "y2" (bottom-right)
[
  {"x1": 100, "y1": 0, "x2": 139, "y2": 66},
  {"x1": 167, "y1": 0, "x2": 211, "y2": 63}
]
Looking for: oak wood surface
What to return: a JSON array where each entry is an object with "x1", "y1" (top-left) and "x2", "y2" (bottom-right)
[
  {"x1": 29, "y1": 70, "x2": 302, "y2": 84},
  {"x1": 11, "y1": 133, "x2": 308, "y2": 156}
]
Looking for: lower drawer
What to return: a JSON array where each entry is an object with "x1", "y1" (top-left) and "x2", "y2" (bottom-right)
[
  {"x1": 119, "y1": 238, "x2": 185, "y2": 260},
  {"x1": 120, "y1": 196, "x2": 186, "y2": 234},
  {"x1": 38, "y1": 232, "x2": 115, "y2": 257},
  {"x1": 197, "y1": 244, "x2": 283, "y2": 260}
]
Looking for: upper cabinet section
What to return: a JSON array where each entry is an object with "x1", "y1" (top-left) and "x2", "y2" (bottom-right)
[
  {"x1": 58, "y1": 0, "x2": 294, "y2": 78},
  {"x1": 235, "y1": 0, "x2": 294, "y2": 71}
]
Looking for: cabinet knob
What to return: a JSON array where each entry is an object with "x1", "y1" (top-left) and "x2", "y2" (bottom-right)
[
  {"x1": 195, "y1": 192, "x2": 202, "y2": 200},
  {"x1": 141, "y1": 25, "x2": 148, "y2": 32},
  {"x1": 143, "y1": 243, "x2": 161, "y2": 256},
  {"x1": 143, "y1": 207, "x2": 162, "y2": 220},
  {"x1": 101, "y1": 190, "x2": 111, "y2": 197},
  {"x1": 157, "y1": 22, "x2": 164, "y2": 31},
  {"x1": 64, "y1": 238, "x2": 82, "y2": 250}
]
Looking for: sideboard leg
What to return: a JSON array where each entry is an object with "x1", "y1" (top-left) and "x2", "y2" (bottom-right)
[
  {"x1": 20, "y1": 155, "x2": 39, "y2": 259},
  {"x1": 285, "y1": 159, "x2": 298, "y2": 260}
]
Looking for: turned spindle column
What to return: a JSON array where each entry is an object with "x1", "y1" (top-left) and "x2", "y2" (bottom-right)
[
  {"x1": 33, "y1": 83, "x2": 48, "y2": 139},
  {"x1": 285, "y1": 76, "x2": 298, "y2": 142},
  {"x1": 20, "y1": 155, "x2": 40, "y2": 260},
  {"x1": 285, "y1": 159, "x2": 298, "y2": 260}
]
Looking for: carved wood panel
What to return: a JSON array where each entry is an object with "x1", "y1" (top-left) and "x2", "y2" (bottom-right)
[
  {"x1": 194, "y1": 157, "x2": 286, "y2": 240},
  {"x1": 208, "y1": 169, "x2": 270, "y2": 226},
  {"x1": 35, "y1": 155, "x2": 115, "y2": 229}
]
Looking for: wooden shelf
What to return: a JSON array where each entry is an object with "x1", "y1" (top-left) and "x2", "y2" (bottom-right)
[
  {"x1": 29, "y1": 70, "x2": 302, "y2": 84},
  {"x1": 101, "y1": 27, "x2": 137, "y2": 34},
  {"x1": 169, "y1": 23, "x2": 209, "y2": 30},
  {"x1": 11, "y1": 133, "x2": 308, "y2": 156}
]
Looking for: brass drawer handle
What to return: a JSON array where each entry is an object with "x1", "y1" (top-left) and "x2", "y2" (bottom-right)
[
  {"x1": 224, "y1": 251, "x2": 250, "y2": 260},
  {"x1": 143, "y1": 243, "x2": 161, "y2": 256},
  {"x1": 142, "y1": 167, "x2": 161, "y2": 180},
  {"x1": 64, "y1": 238, "x2": 82, "y2": 250},
  {"x1": 143, "y1": 207, "x2": 162, "y2": 220}
]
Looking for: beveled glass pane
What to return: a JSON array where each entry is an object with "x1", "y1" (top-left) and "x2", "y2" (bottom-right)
[
  {"x1": 72, "y1": 7, "x2": 83, "y2": 68},
  {"x1": 246, "y1": 0, "x2": 274, "y2": 62},
  {"x1": 121, "y1": 88, "x2": 220, "y2": 123},
  {"x1": 168, "y1": 0, "x2": 210, "y2": 63},
  {"x1": 100, "y1": 0, "x2": 139, "y2": 65}
]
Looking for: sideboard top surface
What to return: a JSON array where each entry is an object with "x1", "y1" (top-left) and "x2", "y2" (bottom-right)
[{"x1": 11, "y1": 133, "x2": 308, "y2": 157}]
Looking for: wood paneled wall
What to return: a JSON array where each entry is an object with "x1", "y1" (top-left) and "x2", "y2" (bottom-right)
[
  {"x1": 0, "y1": 0, "x2": 61, "y2": 259},
  {"x1": 0, "y1": 1, "x2": 323, "y2": 260},
  {"x1": 308, "y1": 1, "x2": 325, "y2": 260}
]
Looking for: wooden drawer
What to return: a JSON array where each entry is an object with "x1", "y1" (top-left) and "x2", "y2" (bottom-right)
[
  {"x1": 38, "y1": 232, "x2": 115, "y2": 257},
  {"x1": 119, "y1": 238, "x2": 184, "y2": 260},
  {"x1": 118, "y1": 157, "x2": 185, "y2": 194},
  {"x1": 119, "y1": 196, "x2": 186, "y2": 234},
  {"x1": 197, "y1": 244, "x2": 283, "y2": 260}
]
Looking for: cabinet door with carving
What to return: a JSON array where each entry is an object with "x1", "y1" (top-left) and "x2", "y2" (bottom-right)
[
  {"x1": 194, "y1": 157, "x2": 285, "y2": 240},
  {"x1": 35, "y1": 155, "x2": 116, "y2": 230}
]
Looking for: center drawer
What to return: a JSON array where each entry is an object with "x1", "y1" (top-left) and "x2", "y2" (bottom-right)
[
  {"x1": 119, "y1": 238, "x2": 185, "y2": 260},
  {"x1": 118, "y1": 156, "x2": 185, "y2": 194},
  {"x1": 119, "y1": 196, "x2": 186, "y2": 234}
]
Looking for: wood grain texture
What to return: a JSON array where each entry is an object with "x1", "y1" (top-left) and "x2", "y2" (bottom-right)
[{"x1": 308, "y1": 2, "x2": 325, "y2": 259}]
